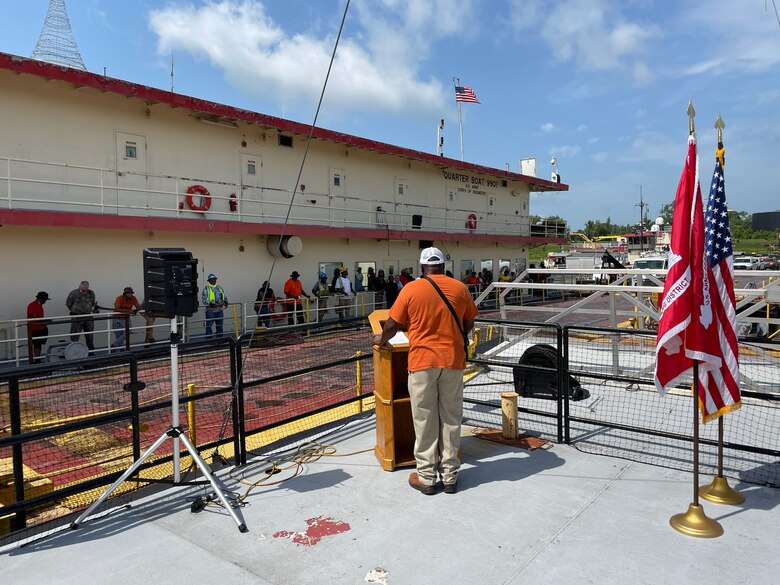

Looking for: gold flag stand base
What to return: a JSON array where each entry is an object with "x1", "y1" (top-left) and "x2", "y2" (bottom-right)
[
  {"x1": 669, "y1": 503, "x2": 723, "y2": 538},
  {"x1": 699, "y1": 475, "x2": 745, "y2": 505}
]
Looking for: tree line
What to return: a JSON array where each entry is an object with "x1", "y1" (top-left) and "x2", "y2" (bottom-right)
[{"x1": 533, "y1": 206, "x2": 777, "y2": 243}]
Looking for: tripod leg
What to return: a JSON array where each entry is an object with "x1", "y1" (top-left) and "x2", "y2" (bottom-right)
[
  {"x1": 178, "y1": 433, "x2": 248, "y2": 533},
  {"x1": 71, "y1": 430, "x2": 171, "y2": 529}
]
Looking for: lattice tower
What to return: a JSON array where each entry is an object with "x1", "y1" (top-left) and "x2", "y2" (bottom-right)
[{"x1": 31, "y1": 0, "x2": 86, "y2": 70}]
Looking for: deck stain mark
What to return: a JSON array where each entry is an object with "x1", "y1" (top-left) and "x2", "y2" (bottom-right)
[{"x1": 273, "y1": 516, "x2": 350, "y2": 546}]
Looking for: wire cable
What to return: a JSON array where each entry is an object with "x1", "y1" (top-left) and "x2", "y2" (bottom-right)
[{"x1": 208, "y1": 0, "x2": 352, "y2": 463}]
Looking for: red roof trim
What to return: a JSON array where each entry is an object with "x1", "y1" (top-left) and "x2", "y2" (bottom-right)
[
  {"x1": 0, "y1": 209, "x2": 566, "y2": 245},
  {"x1": 0, "y1": 52, "x2": 567, "y2": 193}
]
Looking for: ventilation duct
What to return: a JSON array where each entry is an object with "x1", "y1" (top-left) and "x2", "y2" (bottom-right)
[{"x1": 267, "y1": 235, "x2": 303, "y2": 258}]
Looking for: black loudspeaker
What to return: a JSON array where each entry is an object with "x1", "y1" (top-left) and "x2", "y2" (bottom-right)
[
  {"x1": 411, "y1": 214, "x2": 423, "y2": 229},
  {"x1": 512, "y1": 344, "x2": 590, "y2": 401},
  {"x1": 143, "y1": 248, "x2": 199, "y2": 318}
]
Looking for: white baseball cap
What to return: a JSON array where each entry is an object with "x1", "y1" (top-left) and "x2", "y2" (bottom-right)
[{"x1": 419, "y1": 247, "x2": 445, "y2": 265}]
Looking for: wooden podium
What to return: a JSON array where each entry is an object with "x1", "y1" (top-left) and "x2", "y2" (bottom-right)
[{"x1": 369, "y1": 310, "x2": 416, "y2": 471}]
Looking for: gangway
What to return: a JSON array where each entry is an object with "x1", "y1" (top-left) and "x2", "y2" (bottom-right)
[{"x1": 474, "y1": 267, "x2": 780, "y2": 386}]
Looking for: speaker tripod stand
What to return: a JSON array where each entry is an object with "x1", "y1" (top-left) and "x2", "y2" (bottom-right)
[{"x1": 71, "y1": 318, "x2": 247, "y2": 533}]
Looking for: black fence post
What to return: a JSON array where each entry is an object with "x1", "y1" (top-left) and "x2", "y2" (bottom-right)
[
  {"x1": 231, "y1": 339, "x2": 246, "y2": 466},
  {"x1": 555, "y1": 325, "x2": 564, "y2": 444},
  {"x1": 8, "y1": 377, "x2": 27, "y2": 531},
  {"x1": 562, "y1": 326, "x2": 571, "y2": 444},
  {"x1": 129, "y1": 357, "x2": 142, "y2": 462}
]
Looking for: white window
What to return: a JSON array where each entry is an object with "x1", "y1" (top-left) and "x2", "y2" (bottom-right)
[
  {"x1": 247, "y1": 161, "x2": 256, "y2": 175},
  {"x1": 125, "y1": 143, "x2": 137, "y2": 159}
]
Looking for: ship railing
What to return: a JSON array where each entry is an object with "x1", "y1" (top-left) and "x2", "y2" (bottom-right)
[
  {"x1": 0, "y1": 293, "x2": 388, "y2": 367},
  {"x1": 474, "y1": 268, "x2": 780, "y2": 347},
  {"x1": 0, "y1": 155, "x2": 551, "y2": 237}
]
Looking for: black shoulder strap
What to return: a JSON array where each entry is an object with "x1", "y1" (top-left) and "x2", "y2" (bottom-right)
[{"x1": 423, "y1": 276, "x2": 469, "y2": 354}]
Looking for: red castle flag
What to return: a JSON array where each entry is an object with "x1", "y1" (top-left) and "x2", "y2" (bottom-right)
[{"x1": 654, "y1": 136, "x2": 699, "y2": 393}]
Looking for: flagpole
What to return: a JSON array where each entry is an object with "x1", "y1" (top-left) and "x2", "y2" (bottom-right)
[
  {"x1": 454, "y1": 77, "x2": 464, "y2": 161},
  {"x1": 669, "y1": 101, "x2": 723, "y2": 538},
  {"x1": 699, "y1": 113, "x2": 745, "y2": 506}
]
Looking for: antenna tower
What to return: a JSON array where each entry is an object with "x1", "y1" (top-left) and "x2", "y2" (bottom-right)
[{"x1": 31, "y1": 0, "x2": 86, "y2": 70}]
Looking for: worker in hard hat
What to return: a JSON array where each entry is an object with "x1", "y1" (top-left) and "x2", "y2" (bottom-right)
[
  {"x1": 312, "y1": 272, "x2": 330, "y2": 298},
  {"x1": 202, "y1": 273, "x2": 228, "y2": 337}
]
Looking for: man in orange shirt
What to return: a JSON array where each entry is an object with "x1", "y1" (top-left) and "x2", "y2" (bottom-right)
[
  {"x1": 283, "y1": 271, "x2": 310, "y2": 325},
  {"x1": 373, "y1": 247, "x2": 478, "y2": 495},
  {"x1": 111, "y1": 287, "x2": 141, "y2": 351}
]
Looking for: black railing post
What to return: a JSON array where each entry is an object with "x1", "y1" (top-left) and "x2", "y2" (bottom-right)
[
  {"x1": 562, "y1": 326, "x2": 571, "y2": 444},
  {"x1": 555, "y1": 325, "x2": 564, "y2": 443},
  {"x1": 231, "y1": 338, "x2": 246, "y2": 466},
  {"x1": 8, "y1": 377, "x2": 27, "y2": 531},
  {"x1": 129, "y1": 357, "x2": 142, "y2": 462}
]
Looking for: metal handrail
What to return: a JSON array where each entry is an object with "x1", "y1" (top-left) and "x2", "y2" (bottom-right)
[{"x1": 0, "y1": 155, "x2": 551, "y2": 236}]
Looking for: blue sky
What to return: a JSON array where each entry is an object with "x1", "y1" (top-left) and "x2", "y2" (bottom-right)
[{"x1": 3, "y1": 0, "x2": 779, "y2": 230}]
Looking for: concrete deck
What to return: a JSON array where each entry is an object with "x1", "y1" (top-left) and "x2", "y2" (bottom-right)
[{"x1": 3, "y1": 416, "x2": 779, "y2": 585}]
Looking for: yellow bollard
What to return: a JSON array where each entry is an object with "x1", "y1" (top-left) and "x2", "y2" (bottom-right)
[
  {"x1": 187, "y1": 383, "x2": 197, "y2": 445},
  {"x1": 355, "y1": 351, "x2": 363, "y2": 413},
  {"x1": 232, "y1": 304, "x2": 239, "y2": 338}
]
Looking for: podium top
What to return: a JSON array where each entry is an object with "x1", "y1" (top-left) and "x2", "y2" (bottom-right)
[{"x1": 368, "y1": 309, "x2": 409, "y2": 350}]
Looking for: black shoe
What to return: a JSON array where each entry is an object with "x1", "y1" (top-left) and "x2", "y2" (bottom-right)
[
  {"x1": 408, "y1": 472, "x2": 436, "y2": 495},
  {"x1": 443, "y1": 482, "x2": 458, "y2": 494}
]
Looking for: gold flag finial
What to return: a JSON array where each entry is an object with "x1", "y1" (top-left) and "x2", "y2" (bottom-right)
[
  {"x1": 687, "y1": 99, "x2": 696, "y2": 135},
  {"x1": 715, "y1": 114, "x2": 726, "y2": 167}
]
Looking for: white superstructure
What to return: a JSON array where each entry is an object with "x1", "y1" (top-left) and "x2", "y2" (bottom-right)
[{"x1": 0, "y1": 52, "x2": 567, "y2": 335}]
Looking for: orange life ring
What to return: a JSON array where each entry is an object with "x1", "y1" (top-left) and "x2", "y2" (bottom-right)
[
  {"x1": 465, "y1": 213, "x2": 477, "y2": 230},
  {"x1": 185, "y1": 185, "x2": 212, "y2": 212},
  {"x1": 271, "y1": 297, "x2": 287, "y2": 321}
]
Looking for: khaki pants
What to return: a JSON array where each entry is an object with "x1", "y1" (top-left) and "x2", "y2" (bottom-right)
[
  {"x1": 143, "y1": 314, "x2": 156, "y2": 343},
  {"x1": 337, "y1": 295, "x2": 352, "y2": 320},
  {"x1": 407, "y1": 368, "x2": 464, "y2": 486}
]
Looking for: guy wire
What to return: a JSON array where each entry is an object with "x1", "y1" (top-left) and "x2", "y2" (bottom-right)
[{"x1": 208, "y1": 0, "x2": 352, "y2": 461}]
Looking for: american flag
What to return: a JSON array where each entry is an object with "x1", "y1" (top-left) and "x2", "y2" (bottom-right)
[
  {"x1": 695, "y1": 158, "x2": 741, "y2": 420},
  {"x1": 455, "y1": 86, "x2": 480, "y2": 104}
]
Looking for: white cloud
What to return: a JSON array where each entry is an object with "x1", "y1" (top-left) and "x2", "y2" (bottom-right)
[
  {"x1": 550, "y1": 145, "x2": 581, "y2": 158},
  {"x1": 587, "y1": 137, "x2": 600, "y2": 144},
  {"x1": 592, "y1": 152, "x2": 608, "y2": 162},
  {"x1": 577, "y1": 124, "x2": 587, "y2": 132},
  {"x1": 508, "y1": 0, "x2": 660, "y2": 73},
  {"x1": 757, "y1": 89, "x2": 780, "y2": 105},
  {"x1": 541, "y1": 122, "x2": 556, "y2": 133},
  {"x1": 632, "y1": 62, "x2": 653, "y2": 86},
  {"x1": 677, "y1": 0, "x2": 780, "y2": 75},
  {"x1": 620, "y1": 131, "x2": 680, "y2": 166},
  {"x1": 148, "y1": 0, "x2": 467, "y2": 116}
]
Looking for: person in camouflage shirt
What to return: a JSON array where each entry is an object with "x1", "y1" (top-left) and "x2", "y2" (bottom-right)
[{"x1": 66, "y1": 280, "x2": 99, "y2": 352}]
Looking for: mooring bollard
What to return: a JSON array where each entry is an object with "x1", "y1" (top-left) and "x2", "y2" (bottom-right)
[{"x1": 501, "y1": 391, "x2": 519, "y2": 439}]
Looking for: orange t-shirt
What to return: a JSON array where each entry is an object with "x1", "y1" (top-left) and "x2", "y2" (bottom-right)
[
  {"x1": 114, "y1": 294, "x2": 140, "y2": 313},
  {"x1": 389, "y1": 274, "x2": 478, "y2": 371},
  {"x1": 284, "y1": 279, "x2": 304, "y2": 305}
]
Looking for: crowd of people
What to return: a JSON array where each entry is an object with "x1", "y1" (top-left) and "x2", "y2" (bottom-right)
[
  {"x1": 23, "y1": 264, "x2": 518, "y2": 360},
  {"x1": 25, "y1": 281, "x2": 156, "y2": 362}
]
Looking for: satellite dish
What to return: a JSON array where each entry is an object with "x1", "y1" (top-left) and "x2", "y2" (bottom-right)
[
  {"x1": 64, "y1": 342, "x2": 89, "y2": 360},
  {"x1": 650, "y1": 224, "x2": 660, "y2": 232},
  {"x1": 655, "y1": 217, "x2": 664, "y2": 226}
]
